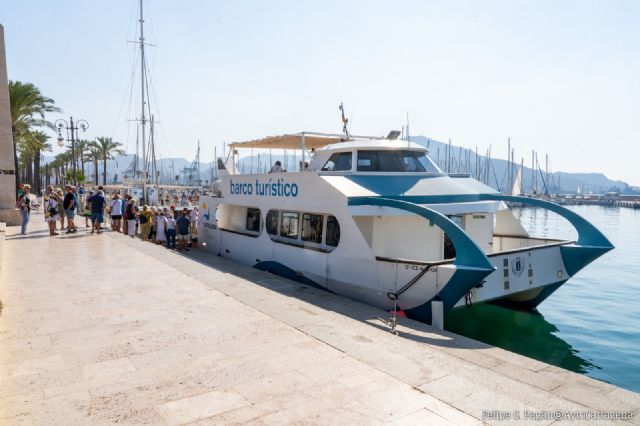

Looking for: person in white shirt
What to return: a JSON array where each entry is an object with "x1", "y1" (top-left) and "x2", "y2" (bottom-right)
[
  {"x1": 44, "y1": 185, "x2": 61, "y2": 236},
  {"x1": 269, "y1": 161, "x2": 282, "y2": 173},
  {"x1": 156, "y1": 212, "x2": 167, "y2": 245},
  {"x1": 166, "y1": 214, "x2": 177, "y2": 249},
  {"x1": 189, "y1": 207, "x2": 198, "y2": 235},
  {"x1": 110, "y1": 194, "x2": 123, "y2": 232}
]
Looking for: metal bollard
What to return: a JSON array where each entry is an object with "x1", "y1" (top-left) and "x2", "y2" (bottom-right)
[{"x1": 431, "y1": 299, "x2": 444, "y2": 330}]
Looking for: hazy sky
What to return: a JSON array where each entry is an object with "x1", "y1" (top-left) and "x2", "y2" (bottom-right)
[{"x1": 2, "y1": 1, "x2": 639, "y2": 184}]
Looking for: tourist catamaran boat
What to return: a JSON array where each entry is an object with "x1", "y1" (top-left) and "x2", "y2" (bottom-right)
[{"x1": 198, "y1": 131, "x2": 613, "y2": 323}]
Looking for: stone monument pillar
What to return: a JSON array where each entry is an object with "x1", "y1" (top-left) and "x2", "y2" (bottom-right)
[{"x1": 0, "y1": 24, "x2": 20, "y2": 225}]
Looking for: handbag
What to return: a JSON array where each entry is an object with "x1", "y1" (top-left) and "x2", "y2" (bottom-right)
[{"x1": 48, "y1": 197, "x2": 58, "y2": 216}]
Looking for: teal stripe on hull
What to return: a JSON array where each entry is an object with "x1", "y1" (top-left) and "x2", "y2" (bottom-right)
[{"x1": 254, "y1": 261, "x2": 326, "y2": 290}]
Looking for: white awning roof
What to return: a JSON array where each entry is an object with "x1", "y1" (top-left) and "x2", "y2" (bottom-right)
[{"x1": 229, "y1": 132, "x2": 382, "y2": 151}]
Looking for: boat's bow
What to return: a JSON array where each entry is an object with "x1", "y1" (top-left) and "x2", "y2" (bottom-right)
[
  {"x1": 348, "y1": 196, "x2": 496, "y2": 320},
  {"x1": 484, "y1": 194, "x2": 615, "y2": 276}
]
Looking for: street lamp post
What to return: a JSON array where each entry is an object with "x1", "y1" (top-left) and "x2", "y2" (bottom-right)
[{"x1": 55, "y1": 117, "x2": 89, "y2": 186}]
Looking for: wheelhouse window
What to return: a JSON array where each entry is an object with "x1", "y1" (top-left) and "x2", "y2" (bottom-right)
[
  {"x1": 416, "y1": 154, "x2": 440, "y2": 173},
  {"x1": 280, "y1": 211, "x2": 299, "y2": 239},
  {"x1": 326, "y1": 215, "x2": 340, "y2": 247},
  {"x1": 245, "y1": 208, "x2": 261, "y2": 232},
  {"x1": 301, "y1": 213, "x2": 324, "y2": 243},
  {"x1": 322, "y1": 152, "x2": 352, "y2": 171},
  {"x1": 266, "y1": 210, "x2": 279, "y2": 235},
  {"x1": 356, "y1": 150, "x2": 441, "y2": 173}
]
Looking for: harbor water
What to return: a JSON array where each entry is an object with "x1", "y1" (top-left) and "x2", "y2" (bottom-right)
[{"x1": 445, "y1": 205, "x2": 640, "y2": 392}]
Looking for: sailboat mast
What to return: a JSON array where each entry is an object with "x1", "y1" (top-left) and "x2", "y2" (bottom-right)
[
  {"x1": 448, "y1": 139, "x2": 452, "y2": 173},
  {"x1": 196, "y1": 140, "x2": 201, "y2": 185},
  {"x1": 211, "y1": 146, "x2": 216, "y2": 185},
  {"x1": 519, "y1": 158, "x2": 524, "y2": 195},
  {"x1": 507, "y1": 138, "x2": 511, "y2": 195},
  {"x1": 545, "y1": 154, "x2": 549, "y2": 188},
  {"x1": 531, "y1": 150, "x2": 535, "y2": 194},
  {"x1": 151, "y1": 115, "x2": 158, "y2": 189},
  {"x1": 139, "y1": 0, "x2": 147, "y2": 201},
  {"x1": 511, "y1": 148, "x2": 515, "y2": 194}
]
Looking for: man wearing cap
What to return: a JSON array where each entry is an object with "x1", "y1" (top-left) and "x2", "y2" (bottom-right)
[
  {"x1": 17, "y1": 184, "x2": 32, "y2": 235},
  {"x1": 63, "y1": 185, "x2": 78, "y2": 233}
]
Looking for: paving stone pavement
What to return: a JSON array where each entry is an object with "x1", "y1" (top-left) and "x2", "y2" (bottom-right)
[{"x1": 1, "y1": 213, "x2": 639, "y2": 425}]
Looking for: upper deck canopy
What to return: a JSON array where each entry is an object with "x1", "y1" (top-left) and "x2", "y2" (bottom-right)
[{"x1": 229, "y1": 132, "x2": 383, "y2": 151}]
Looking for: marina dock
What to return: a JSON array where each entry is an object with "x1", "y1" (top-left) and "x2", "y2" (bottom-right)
[{"x1": 1, "y1": 216, "x2": 638, "y2": 425}]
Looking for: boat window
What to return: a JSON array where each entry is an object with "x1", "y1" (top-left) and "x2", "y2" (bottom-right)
[
  {"x1": 356, "y1": 150, "x2": 440, "y2": 172},
  {"x1": 301, "y1": 213, "x2": 324, "y2": 243},
  {"x1": 266, "y1": 210, "x2": 279, "y2": 235},
  {"x1": 322, "y1": 152, "x2": 352, "y2": 171},
  {"x1": 448, "y1": 215, "x2": 464, "y2": 228},
  {"x1": 280, "y1": 211, "x2": 299, "y2": 239},
  {"x1": 417, "y1": 154, "x2": 441, "y2": 173},
  {"x1": 326, "y1": 215, "x2": 340, "y2": 247},
  {"x1": 245, "y1": 208, "x2": 261, "y2": 232}
]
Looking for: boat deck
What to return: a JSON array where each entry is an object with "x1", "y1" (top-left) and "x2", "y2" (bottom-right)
[{"x1": 1, "y1": 214, "x2": 638, "y2": 425}]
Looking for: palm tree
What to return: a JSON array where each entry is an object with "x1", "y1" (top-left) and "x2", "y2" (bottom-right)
[
  {"x1": 75, "y1": 139, "x2": 91, "y2": 176},
  {"x1": 86, "y1": 145, "x2": 100, "y2": 185},
  {"x1": 17, "y1": 131, "x2": 51, "y2": 189},
  {"x1": 90, "y1": 137, "x2": 124, "y2": 185},
  {"x1": 32, "y1": 132, "x2": 51, "y2": 189},
  {"x1": 50, "y1": 151, "x2": 71, "y2": 186},
  {"x1": 9, "y1": 81, "x2": 61, "y2": 196}
]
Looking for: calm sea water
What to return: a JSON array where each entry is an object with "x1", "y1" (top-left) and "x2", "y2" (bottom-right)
[{"x1": 445, "y1": 205, "x2": 640, "y2": 392}]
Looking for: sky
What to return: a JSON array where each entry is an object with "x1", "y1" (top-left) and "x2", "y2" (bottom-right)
[{"x1": 2, "y1": 0, "x2": 639, "y2": 184}]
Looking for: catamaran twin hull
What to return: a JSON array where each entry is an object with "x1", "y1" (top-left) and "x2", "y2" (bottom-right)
[{"x1": 198, "y1": 171, "x2": 612, "y2": 324}]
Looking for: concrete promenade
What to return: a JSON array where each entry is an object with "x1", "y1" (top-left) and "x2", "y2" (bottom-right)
[{"x1": 1, "y1": 213, "x2": 639, "y2": 425}]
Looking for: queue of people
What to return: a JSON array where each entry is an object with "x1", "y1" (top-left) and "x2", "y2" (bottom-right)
[
  {"x1": 118, "y1": 198, "x2": 197, "y2": 251},
  {"x1": 17, "y1": 184, "x2": 199, "y2": 253}
]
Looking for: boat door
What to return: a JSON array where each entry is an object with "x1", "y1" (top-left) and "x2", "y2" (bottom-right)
[
  {"x1": 461, "y1": 213, "x2": 493, "y2": 254},
  {"x1": 443, "y1": 215, "x2": 464, "y2": 259}
]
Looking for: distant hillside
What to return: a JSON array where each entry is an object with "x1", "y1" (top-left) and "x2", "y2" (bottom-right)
[
  {"x1": 410, "y1": 136, "x2": 627, "y2": 194},
  {"x1": 43, "y1": 154, "x2": 217, "y2": 186}
]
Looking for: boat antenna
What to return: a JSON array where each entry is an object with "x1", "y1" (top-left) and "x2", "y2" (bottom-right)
[
  {"x1": 406, "y1": 112, "x2": 410, "y2": 147},
  {"x1": 339, "y1": 103, "x2": 351, "y2": 139}
]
